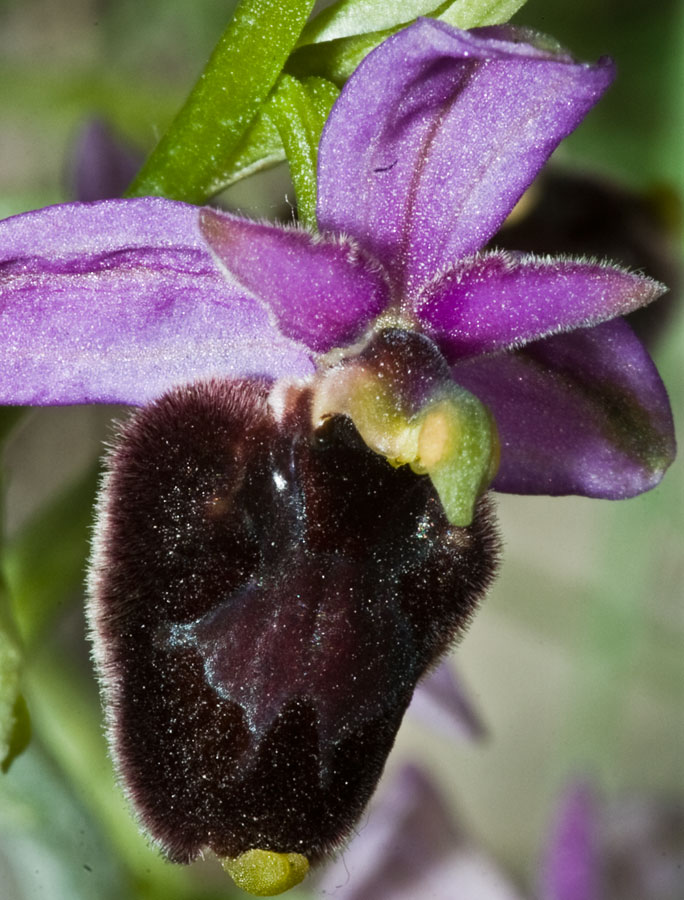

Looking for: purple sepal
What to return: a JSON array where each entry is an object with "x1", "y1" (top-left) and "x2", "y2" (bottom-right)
[
  {"x1": 449, "y1": 320, "x2": 675, "y2": 499},
  {"x1": 416, "y1": 252, "x2": 665, "y2": 359},
  {"x1": 409, "y1": 661, "x2": 486, "y2": 741},
  {"x1": 317, "y1": 19, "x2": 614, "y2": 297},
  {"x1": 200, "y1": 208, "x2": 390, "y2": 353},
  {"x1": 0, "y1": 199, "x2": 314, "y2": 405},
  {"x1": 540, "y1": 782, "x2": 599, "y2": 900}
]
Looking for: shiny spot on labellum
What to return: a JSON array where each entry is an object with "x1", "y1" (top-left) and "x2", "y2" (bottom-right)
[{"x1": 87, "y1": 376, "x2": 499, "y2": 874}]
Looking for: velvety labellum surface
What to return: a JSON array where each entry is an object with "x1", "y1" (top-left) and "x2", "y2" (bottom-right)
[{"x1": 89, "y1": 378, "x2": 498, "y2": 865}]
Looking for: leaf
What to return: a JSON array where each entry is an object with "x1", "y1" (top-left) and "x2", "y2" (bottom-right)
[
  {"x1": 208, "y1": 106, "x2": 285, "y2": 195},
  {"x1": 267, "y1": 75, "x2": 340, "y2": 228},
  {"x1": 4, "y1": 465, "x2": 100, "y2": 647},
  {"x1": 298, "y1": 0, "x2": 449, "y2": 45},
  {"x1": 126, "y1": 0, "x2": 316, "y2": 203},
  {"x1": 287, "y1": 0, "x2": 528, "y2": 85},
  {"x1": 440, "y1": 0, "x2": 528, "y2": 28},
  {"x1": 0, "y1": 619, "x2": 23, "y2": 771}
]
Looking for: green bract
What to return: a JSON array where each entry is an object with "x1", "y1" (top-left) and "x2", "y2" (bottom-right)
[
  {"x1": 297, "y1": 0, "x2": 528, "y2": 46},
  {"x1": 288, "y1": 0, "x2": 528, "y2": 85}
]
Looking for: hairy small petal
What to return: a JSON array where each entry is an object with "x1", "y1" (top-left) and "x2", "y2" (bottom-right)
[
  {"x1": 0, "y1": 199, "x2": 313, "y2": 405},
  {"x1": 491, "y1": 170, "x2": 682, "y2": 348},
  {"x1": 540, "y1": 782, "x2": 599, "y2": 900},
  {"x1": 416, "y1": 252, "x2": 665, "y2": 358},
  {"x1": 317, "y1": 765, "x2": 523, "y2": 900},
  {"x1": 448, "y1": 320, "x2": 675, "y2": 498},
  {"x1": 200, "y1": 208, "x2": 390, "y2": 353},
  {"x1": 317, "y1": 19, "x2": 613, "y2": 297}
]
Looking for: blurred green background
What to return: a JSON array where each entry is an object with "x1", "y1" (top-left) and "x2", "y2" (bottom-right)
[{"x1": 0, "y1": 0, "x2": 681, "y2": 897}]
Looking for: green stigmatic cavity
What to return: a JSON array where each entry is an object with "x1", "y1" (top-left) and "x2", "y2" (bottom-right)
[{"x1": 312, "y1": 327, "x2": 500, "y2": 526}]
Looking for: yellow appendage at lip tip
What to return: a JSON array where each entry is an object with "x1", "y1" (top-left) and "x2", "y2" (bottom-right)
[{"x1": 221, "y1": 849, "x2": 309, "y2": 896}]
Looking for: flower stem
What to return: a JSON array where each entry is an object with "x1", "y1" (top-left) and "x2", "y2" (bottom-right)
[{"x1": 126, "y1": 0, "x2": 316, "y2": 203}]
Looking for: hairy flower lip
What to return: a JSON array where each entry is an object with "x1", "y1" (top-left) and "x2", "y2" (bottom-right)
[{"x1": 89, "y1": 375, "x2": 501, "y2": 865}]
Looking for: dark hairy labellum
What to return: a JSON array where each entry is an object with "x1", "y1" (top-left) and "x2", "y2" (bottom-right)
[{"x1": 88, "y1": 377, "x2": 499, "y2": 865}]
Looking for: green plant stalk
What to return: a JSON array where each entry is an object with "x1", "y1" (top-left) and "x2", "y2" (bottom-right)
[
  {"x1": 127, "y1": 0, "x2": 316, "y2": 203},
  {"x1": 268, "y1": 75, "x2": 340, "y2": 229}
]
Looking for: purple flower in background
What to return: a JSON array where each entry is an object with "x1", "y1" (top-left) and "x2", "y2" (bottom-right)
[
  {"x1": 320, "y1": 769, "x2": 684, "y2": 900},
  {"x1": 540, "y1": 782, "x2": 599, "y2": 900},
  {"x1": 318, "y1": 764, "x2": 525, "y2": 900},
  {"x1": 68, "y1": 118, "x2": 142, "y2": 203},
  {"x1": 0, "y1": 18, "x2": 675, "y2": 896}
]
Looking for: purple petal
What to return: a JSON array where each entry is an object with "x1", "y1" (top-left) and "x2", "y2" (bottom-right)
[
  {"x1": 200, "y1": 208, "x2": 390, "y2": 353},
  {"x1": 317, "y1": 765, "x2": 523, "y2": 900},
  {"x1": 0, "y1": 198, "x2": 314, "y2": 405},
  {"x1": 416, "y1": 252, "x2": 665, "y2": 358},
  {"x1": 540, "y1": 782, "x2": 599, "y2": 900},
  {"x1": 69, "y1": 118, "x2": 142, "y2": 202},
  {"x1": 448, "y1": 320, "x2": 675, "y2": 498},
  {"x1": 409, "y1": 661, "x2": 486, "y2": 741},
  {"x1": 317, "y1": 19, "x2": 613, "y2": 298}
]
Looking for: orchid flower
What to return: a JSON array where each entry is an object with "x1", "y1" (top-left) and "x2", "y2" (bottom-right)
[{"x1": 0, "y1": 18, "x2": 675, "y2": 898}]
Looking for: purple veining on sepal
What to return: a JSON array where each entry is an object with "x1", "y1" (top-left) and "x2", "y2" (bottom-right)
[
  {"x1": 449, "y1": 320, "x2": 675, "y2": 498},
  {"x1": 416, "y1": 251, "x2": 666, "y2": 359},
  {"x1": 540, "y1": 782, "x2": 599, "y2": 900},
  {"x1": 200, "y1": 208, "x2": 391, "y2": 353},
  {"x1": 317, "y1": 19, "x2": 614, "y2": 297},
  {"x1": 0, "y1": 199, "x2": 314, "y2": 405}
]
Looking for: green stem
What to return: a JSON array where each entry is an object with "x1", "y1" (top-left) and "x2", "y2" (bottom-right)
[
  {"x1": 268, "y1": 75, "x2": 339, "y2": 229},
  {"x1": 127, "y1": 0, "x2": 315, "y2": 203}
]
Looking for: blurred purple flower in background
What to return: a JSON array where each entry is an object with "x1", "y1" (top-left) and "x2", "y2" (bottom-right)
[
  {"x1": 67, "y1": 118, "x2": 142, "y2": 204},
  {"x1": 318, "y1": 765, "x2": 524, "y2": 900},
  {"x1": 319, "y1": 769, "x2": 684, "y2": 900}
]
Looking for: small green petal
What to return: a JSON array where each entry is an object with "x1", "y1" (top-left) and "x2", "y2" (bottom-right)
[
  {"x1": 439, "y1": 0, "x2": 527, "y2": 28},
  {"x1": 287, "y1": 29, "x2": 392, "y2": 87},
  {"x1": 415, "y1": 389, "x2": 500, "y2": 527},
  {"x1": 298, "y1": 0, "x2": 527, "y2": 45}
]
